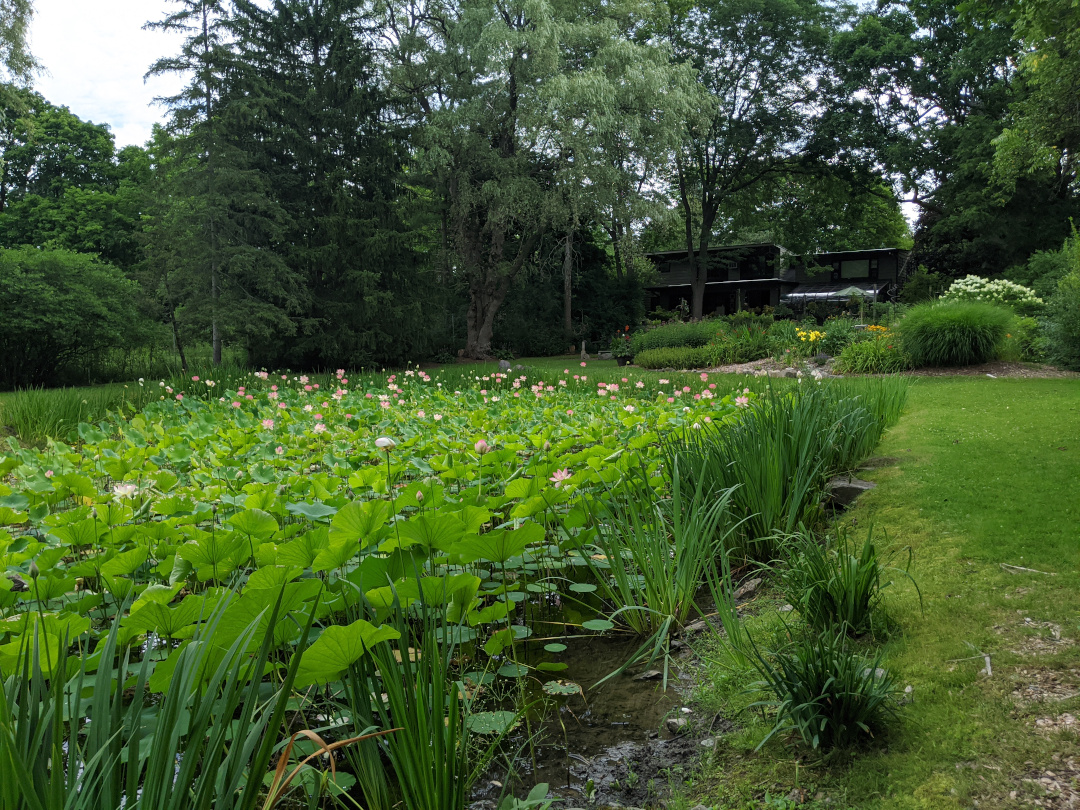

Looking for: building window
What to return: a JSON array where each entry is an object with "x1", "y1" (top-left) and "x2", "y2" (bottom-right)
[{"x1": 841, "y1": 259, "x2": 870, "y2": 279}]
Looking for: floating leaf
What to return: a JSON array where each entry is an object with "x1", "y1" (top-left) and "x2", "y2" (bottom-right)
[
  {"x1": 543, "y1": 643, "x2": 567, "y2": 653},
  {"x1": 582, "y1": 619, "x2": 614, "y2": 632},
  {"x1": 542, "y1": 680, "x2": 581, "y2": 696},
  {"x1": 466, "y1": 710, "x2": 517, "y2": 735}
]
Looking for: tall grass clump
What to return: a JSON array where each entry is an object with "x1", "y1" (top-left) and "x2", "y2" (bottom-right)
[
  {"x1": 342, "y1": 603, "x2": 513, "y2": 810},
  {"x1": 0, "y1": 590, "x2": 319, "y2": 810},
  {"x1": 897, "y1": 301, "x2": 1011, "y2": 367},
  {"x1": 772, "y1": 527, "x2": 919, "y2": 636},
  {"x1": 578, "y1": 462, "x2": 738, "y2": 684},
  {"x1": 748, "y1": 628, "x2": 899, "y2": 751},
  {"x1": 0, "y1": 384, "x2": 158, "y2": 444},
  {"x1": 666, "y1": 380, "x2": 906, "y2": 560}
]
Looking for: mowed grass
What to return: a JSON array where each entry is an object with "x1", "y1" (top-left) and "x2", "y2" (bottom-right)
[{"x1": 685, "y1": 376, "x2": 1080, "y2": 809}]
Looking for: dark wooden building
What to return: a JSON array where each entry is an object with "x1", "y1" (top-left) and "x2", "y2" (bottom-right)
[{"x1": 645, "y1": 245, "x2": 909, "y2": 315}]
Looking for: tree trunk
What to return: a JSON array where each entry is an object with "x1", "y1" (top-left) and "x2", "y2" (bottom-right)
[
  {"x1": 171, "y1": 309, "x2": 189, "y2": 373},
  {"x1": 562, "y1": 226, "x2": 574, "y2": 338},
  {"x1": 464, "y1": 275, "x2": 511, "y2": 359}
]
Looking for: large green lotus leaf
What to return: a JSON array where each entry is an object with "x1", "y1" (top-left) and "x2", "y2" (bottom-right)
[
  {"x1": 503, "y1": 477, "x2": 541, "y2": 499},
  {"x1": 53, "y1": 473, "x2": 96, "y2": 500},
  {"x1": 455, "y1": 522, "x2": 544, "y2": 564},
  {"x1": 243, "y1": 488, "x2": 280, "y2": 513},
  {"x1": 47, "y1": 518, "x2": 102, "y2": 548},
  {"x1": 212, "y1": 580, "x2": 321, "y2": 651},
  {"x1": 246, "y1": 565, "x2": 303, "y2": 591},
  {"x1": 77, "y1": 423, "x2": 107, "y2": 444},
  {"x1": 294, "y1": 619, "x2": 400, "y2": 687},
  {"x1": 455, "y1": 505, "x2": 491, "y2": 534},
  {"x1": 0, "y1": 633, "x2": 63, "y2": 677},
  {"x1": 24, "y1": 571, "x2": 75, "y2": 602},
  {"x1": 123, "y1": 596, "x2": 203, "y2": 639},
  {"x1": 311, "y1": 537, "x2": 357, "y2": 573},
  {"x1": 329, "y1": 500, "x2": 389, "y2": 548},
  {"x1": 277, "y1": 527, "x2": 330, "y2": 569},
  {"x1": 228, "y1": 508, "x2": 279, "y2": 540},
  {"x1": 389, "y1": 513, "x2": 466, "y2": 554},
  {"x1": 176, "y1": 531, "x2": 247, "y2": 581},
  {"x1": 95, "y1": 503, "x2": 134, "y2": 527},
  {"x1": 101, "y1": 547, "x2": 149, "y2": 577},
  {"x1": 286, "y1": 501, "x2": 338, "y2": 522}
]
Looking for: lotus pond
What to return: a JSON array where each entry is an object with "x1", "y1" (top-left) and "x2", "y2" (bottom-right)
[{"x1": 0, "y1": 364, "x2": 907, "y2": 810}]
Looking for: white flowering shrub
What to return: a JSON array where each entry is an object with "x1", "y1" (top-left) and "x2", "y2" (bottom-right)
[{"x1": 941, "y1": 275, "x2": 1044, "y2": 314}]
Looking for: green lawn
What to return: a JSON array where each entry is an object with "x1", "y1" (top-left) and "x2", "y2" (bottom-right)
[{"x1": 685, "y1": 376, "x2": 1080, "y2": 809}]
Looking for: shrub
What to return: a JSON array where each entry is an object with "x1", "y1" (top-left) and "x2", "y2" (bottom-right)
[
  {"x1": 727, "y1": 310, "x2": 774, "y2": 329},
  {"x1": 712, "y1": 325, "x2": 771, "y2": 364},
  {"x1": 897, "y1": 301, "x2": 1011, "y2": 367},
  {"x1": 630, "y1": 320, "x2": 724, "y2": 354},
  {"x1": 634, "y1": 345, "x2": 715, "y2": 369},
  {"x1": 1045, "y1": 269, "x2": 1080, "y2": 370},
  {"x1": 834, "y1": 334, "x2": 911, "y2": 374},
  {"x1": 748, "y1": 629, "x2": 900, "y2": 751},
  {"x1": 1000, "y1": 316, "x2": 1048, "y2": 363},
  {"x1": 0, "y1": 247, "x2": 143, "y2": 388},
  {"x1": 819, "y1": 317, "x2": 859, "y2": 356},
  {"x1": 940, "y1": 274, "x2": 1045, "y2": 315}
]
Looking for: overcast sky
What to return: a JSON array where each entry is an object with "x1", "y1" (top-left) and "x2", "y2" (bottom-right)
[{"x1": 31, "y1": 1, "x2": 187, "y2": 148}]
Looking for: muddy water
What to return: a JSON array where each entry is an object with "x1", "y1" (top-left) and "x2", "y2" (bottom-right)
[{"x1": 472, "y1": 633, "x2": 710, "y2": 807}]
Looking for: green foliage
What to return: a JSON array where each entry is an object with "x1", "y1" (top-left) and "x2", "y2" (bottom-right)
[
  {"x1": 818, "y1": 317, "x2": 859, "y2": 356},
  {"x1": 631, "y1": 321, "x2": 723, "y2": 354},
  {"x1": 747, "y1": 628, "x2": 899, "y2": 751},
  {"x1": 1000, "y1": 316, "x2": 1048, "y2": 363},
  {"x1": 774, "y1": 527, "x2": 917, "y2": 636},
  {"x1": 897, "y1": 301, "x2": 1012, "y2": 367},
  {"x1": 577, "y1": 462, "x2": 737, "y2": 685},
  {"x1": 634, "y1": 346, "x2": 715, "y2": 369},
  {"x1": 0, "y1": 247, "x2": 142, "y2": 388},
  {"x1": 834, "y1": 334, "x2": 911, "y2": 374},
  {"x1": 1045, "y1": 268, "x2": 1080, "y2": 370},
  {"x1": 667, "y1": 380, "x2": 907, "y2": 560}
]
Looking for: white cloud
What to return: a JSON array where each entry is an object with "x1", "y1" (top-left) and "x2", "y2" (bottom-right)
[{"x1": 30, "y1": 1, "x2": 188, "y2": 148}]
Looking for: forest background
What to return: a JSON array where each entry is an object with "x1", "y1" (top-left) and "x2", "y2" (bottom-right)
[{"x1": 0, "y1": 0, "x2": 1078, "y2": 386}]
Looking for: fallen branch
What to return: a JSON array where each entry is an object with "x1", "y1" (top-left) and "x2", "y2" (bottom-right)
[{"x1": 1001, "y1": 563, "x2": 1056, "y2": 576}]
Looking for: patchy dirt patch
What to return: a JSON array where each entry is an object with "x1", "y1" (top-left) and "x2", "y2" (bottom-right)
[
  {"x1": 1035, "y1": 714, "x2": 1080, "y2": 736},
  {"x1": 993, "y1": 615, "x2": 1073, "y2": 657},
  {"x1": 909, "y1": 361, "x2": 1079, "y2": 379},
  {"x1": 1010, "y1": 668, "x2": 1080, "y2": 706},
  {"x1": 1013, "y1": 755, "x2": 1080, "y2": 808}
]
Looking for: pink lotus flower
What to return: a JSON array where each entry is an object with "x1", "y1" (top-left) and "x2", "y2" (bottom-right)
[
  {"x1": 580, "y1": 362, "x2": 587, "y2": 367},
  {"x1": 44, "y1": 469, "x2": 53, "y2": 478},
  {"x1": 275, "y1": 445, "x2": 284, "y2": 455},
  {"x1": 176, "y1": 394, "x2": 183, "y2": 401},
  {"x1": 261, "y1": 419, "x2": 274, "y2": 429},
  {"x1": 232, "y1": 401, "x2": 241, "y2": 408},
  {"x1": 700, "y1": 372, "x2": 709, "y2": 381},
  {"x1": 735, "y1": 396, "x2": 750, "y2": 407},
  {"x1": 313, "y1": 423, "x2": 327, "y2": 434},
  {"x1": 192, "y1": 376, "x2": 199, "y2": 382},
  {"x1": 624, "y1": 404, "x2": 635, "y2": 413},
  {"x1": 636, "y1": 381, "x2": 645, "y2": 388},
  {"x1": 278, "y1": 402, "x2": 287, "y2": 409},
  {"x1": 474, "y1": 439, "x2": 490, "y2": 455},
  {"x1": 417, "y1": 410, "x2": 426, "y2": 418},
  {"x1": 434, "y1": 414, "x2": 443, "y2": 421},
  {"x1": 549, "y1": 468, "x2": 572, "y2": 487}
]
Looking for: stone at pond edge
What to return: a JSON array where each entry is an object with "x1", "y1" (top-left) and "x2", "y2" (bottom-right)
[
  {"x1": 665, "y1": 716, "x2": 690, "y2": 735},
  {"x1": 635, "y1": 669, "x2": 663, "y2": 681},
  {"x1": 826, "y1": 475, "x2": 876, "y2": 508},
  {"x1": 733, "y1": 577, "x2": 763, "y2": 601}
]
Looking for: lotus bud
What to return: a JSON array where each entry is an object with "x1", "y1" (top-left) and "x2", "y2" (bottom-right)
[
  {"x1": 375, "y1": 437, "x2": 396, "y2": 451},
  {"x1": 474, "y1": 439, "x2": 490, "y2": 455},
  {"x1": 29, "y1": 561, "x2": 39, "y2": 580}
]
